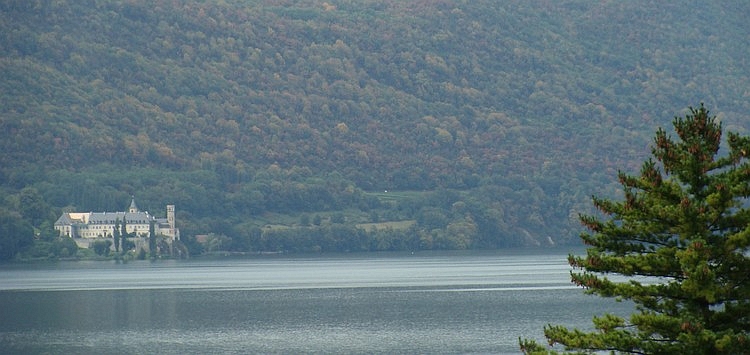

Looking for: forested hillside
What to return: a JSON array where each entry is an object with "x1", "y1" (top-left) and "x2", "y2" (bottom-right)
[{"x1": 2, "y1": 0, "x2": 749, "y2": 256}]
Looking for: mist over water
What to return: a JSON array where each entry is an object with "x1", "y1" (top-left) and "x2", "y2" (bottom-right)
[{"x1": 0, "y1": 249, "x2": 632, "y2": 354}]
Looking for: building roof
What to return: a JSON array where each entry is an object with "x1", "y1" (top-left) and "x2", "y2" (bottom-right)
[
  {"x1": 55, "y1": 211, "x2": 156, "y2": 226},
  {"x1": 88, "y1": 211, "x2": 154, "y2": 224},
  {"x1": 54, "y1": 213, "x2": 74, "y2": 226}
]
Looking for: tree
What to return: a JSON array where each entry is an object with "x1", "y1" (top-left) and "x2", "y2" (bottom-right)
[
  {"x1": 113, "y1": 219, "x2": 121, "y2": 252},
  {"x1": 121, "y1": 217, "x2": 128, "y2": 241},
  {"x1": 0, "y1": 208, "x2": 34, "y2": 260},
  {"x1": 148, "y1": 219, "x2": 156, "y2": 258},
  {"x1": 121, "y1": 238, "x2": 135, "y2": 252},
  {"x1": 521, "y1": 105, "x2": 750, "y2": 354},
  {"x1": 18, "y1": 187, "x2": 51, "y2": 227},
  {"x1": 91, "y1": 239, "x2": 112, "y2": 256},
  {"x1": 51, "y1": 236, "x2": 78, "y2": 258}
]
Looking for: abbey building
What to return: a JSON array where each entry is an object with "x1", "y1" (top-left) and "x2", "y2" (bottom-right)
[{"x1": 54, "y1": 198, "x2": 179, "y2": 244}]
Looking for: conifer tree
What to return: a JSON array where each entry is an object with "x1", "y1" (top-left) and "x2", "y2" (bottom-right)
[
  {"x1": 521, "y1": 105, "x2": 750, "y2": 354},
  {"x1": 120, "y1": 217, "x2": 128, "y2": 252},
  {"x1": 113, "y1": 218, "x2": 121, "y2": 253},
  {"x1": 148, "y1": 219, "x2": 156, "y2": 258}
]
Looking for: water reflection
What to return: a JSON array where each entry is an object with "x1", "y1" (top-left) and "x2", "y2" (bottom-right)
[{"x1": 0, "y1": 249, "x2": 631, "y2": 354}]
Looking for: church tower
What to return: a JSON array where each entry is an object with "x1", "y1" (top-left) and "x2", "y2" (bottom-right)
[
  {"x1": 129, "y1": 197, "x2": 139, "y2": 213},
  {"x1": 167, "y1": 204, "x2": 176, "y2": 239}
]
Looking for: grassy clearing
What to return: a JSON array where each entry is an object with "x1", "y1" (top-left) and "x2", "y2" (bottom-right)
[
  {"x1": 367, "y1": 190, "x2": 426, "y2": 202},
  {"x1": 262, "y1": 224, "x2": 293, "y2": 230},
  {"x1": 356, "y1": 220, "x2": 415, "y2": 232},
  {"x1": 244, "y1": 191, "x2": 428, "y2": 230}
]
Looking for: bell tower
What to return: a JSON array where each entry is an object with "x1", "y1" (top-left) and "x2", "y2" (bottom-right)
[
  {"x1": 167, "y1": 204, "x2": 176, "y2": 239},
  {"x1": 128, "y1": 197, "x2": 139, "y2": 213}
]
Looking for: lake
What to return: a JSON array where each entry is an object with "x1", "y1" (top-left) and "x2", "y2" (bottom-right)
[{"x1": 0, "y1": 248, "x2": 632, "y2": 354}]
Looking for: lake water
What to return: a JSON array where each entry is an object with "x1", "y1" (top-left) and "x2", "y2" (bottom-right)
[{"x1": 0, "y1": 249, "x2": 632, "y2": 354}]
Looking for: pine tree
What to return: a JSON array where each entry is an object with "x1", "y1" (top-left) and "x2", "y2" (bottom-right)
[{"x1": 521, "y1": 105, "x2": 750, "y2": 354}]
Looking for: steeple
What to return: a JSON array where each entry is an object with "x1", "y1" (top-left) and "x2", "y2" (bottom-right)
[{"x1": 128, "y1": 196, "x2": 139, "y2": 213}]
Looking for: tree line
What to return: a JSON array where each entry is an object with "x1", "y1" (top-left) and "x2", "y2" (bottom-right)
[{"x1": 1, "y1": 1, "x2": 749, "y2": 259}]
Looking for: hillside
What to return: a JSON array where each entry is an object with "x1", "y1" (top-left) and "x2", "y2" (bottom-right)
[{"x1": 2, "y1": 1, "x2": 749, "y2": 254}]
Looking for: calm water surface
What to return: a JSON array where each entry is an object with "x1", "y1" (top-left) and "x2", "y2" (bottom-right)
[{"x1": 0, "y1": 249, "x2": 632, "y2": 354}]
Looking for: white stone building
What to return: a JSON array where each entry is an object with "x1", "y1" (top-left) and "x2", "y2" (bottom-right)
[{"x1": 54, "y1": 198, "x2": 179, "y2": 246}]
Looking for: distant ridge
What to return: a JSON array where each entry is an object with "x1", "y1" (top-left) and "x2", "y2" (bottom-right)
[{"x1": 1, "y1": 1, "x2": 748, "y2": 249}]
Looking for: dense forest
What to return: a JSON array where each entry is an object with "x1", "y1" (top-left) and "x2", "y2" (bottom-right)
[{"x1": 1, "y1": 0, "x2": 749, "y2": 258}]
